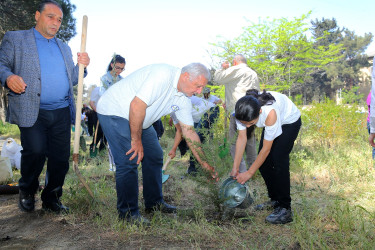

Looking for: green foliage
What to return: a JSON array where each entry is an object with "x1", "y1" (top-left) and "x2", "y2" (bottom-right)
[
  {"x1": 0, "y1": 0, "x2": 77, "y2": 42},
  {"x1": 210, "y1": 12, "x2": 342, "y2": 93},
  {"x1": 0, "y1": 120, "x2": 19, "y2": 137},
  {"x1": 341, "y1": 86, "x2": 364, "y2": 104},
  {"x1": 292, "y1": 94, "x2": 303, "y2": 106},
  {"x1": 310, "y1": 18, "x2": 373, "y2": 100},
  {"x1": 301, "y1": 99, "x2": 366, "y2": 147}
]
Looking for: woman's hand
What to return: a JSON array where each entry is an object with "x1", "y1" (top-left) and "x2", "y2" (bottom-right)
[
  {"x1": 236, "y1": 170, "x2": 253, "y2": 184},
  {"x1": 230, "y1": 168, "x2": 239, "y2": 178}
]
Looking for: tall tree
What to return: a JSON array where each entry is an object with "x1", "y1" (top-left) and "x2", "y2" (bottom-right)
[
  {"x1": 310, "y1": 18, "x2": 373, "y2": 101},
  {"x1": 0, "y1": 0, "x2": 76, "y2": 42},
  {"x1": 210, "y1": 12, "x2": 342, "y2": 102}
]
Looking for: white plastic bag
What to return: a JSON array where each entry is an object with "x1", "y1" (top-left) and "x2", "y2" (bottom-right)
[
  {"x1": 1, "y1": 138, "x2": 22, "y2": 170},
  {"x1": 0, "y1": 157, "x2": 13, "y2": 183}
]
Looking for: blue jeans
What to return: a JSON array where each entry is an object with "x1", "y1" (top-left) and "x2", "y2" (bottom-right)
[
  {"x1": 98, "y1": 114, "x2": 163, "y2": 217},
  {"x1": 367, "y1": 121, "x2": 375, "y2": 159}
]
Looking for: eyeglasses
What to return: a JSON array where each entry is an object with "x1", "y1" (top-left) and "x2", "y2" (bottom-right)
[{"x1": 114, "y1": 66, "x2": 125, "y2": 72}]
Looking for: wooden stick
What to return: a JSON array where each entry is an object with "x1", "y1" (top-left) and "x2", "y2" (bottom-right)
[
  {"x1": 162, "y1": 156, "x2": 171, "y2": 172},
  {"x1": 72, "y1": 16, "x2": 94, "y2": 198}
]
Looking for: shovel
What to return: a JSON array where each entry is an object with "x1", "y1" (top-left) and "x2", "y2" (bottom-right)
[
  {"x1": 72, "y1": 15, "x2": 94, "y2": 198},
  {"x1": 90, "y1": 120, "x2": 99, "y2": 158},
  {"x1": 162, "y1": 156, "x2": 171, "y2": 184}
]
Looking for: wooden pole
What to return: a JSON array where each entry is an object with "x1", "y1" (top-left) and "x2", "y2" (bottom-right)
[{"x1": 72, "y1": 16, "x2": 94, "y2": 198}]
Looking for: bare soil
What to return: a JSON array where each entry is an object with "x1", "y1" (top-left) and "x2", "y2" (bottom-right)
[{"x1": 0, "y1": 193, "x2": 118, "y2": 249}]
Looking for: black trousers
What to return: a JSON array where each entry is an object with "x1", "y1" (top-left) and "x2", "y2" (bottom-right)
[
  {"x1": 258, "y1": 118, "x2": 301, "y2": 209},
  {"x1": 90, "y1": 111, "x2": 106, "y2": 151},
  {"x1": 18, "y1": 107, "x2": 71, "y2": 203}
]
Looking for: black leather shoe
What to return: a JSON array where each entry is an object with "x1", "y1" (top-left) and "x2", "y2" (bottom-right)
[
  {"x1": 254, "y1": 200, "x2": 279, "y2": 211},
  {"x1": 42, "y1": 201, "x2": 70, "y2": 214},
  {"x1": 145, "y1": 201, "x2": 177, "y2": 214},
  {"x1": 121, "y1": 214, "x2": 151, "y2": 227},
  {"x1": 18, "y1": 191, "x2": 35, "y2": 212},
  {"x1": 265, "y1": 207, "x2": 293, "y2": 224}
]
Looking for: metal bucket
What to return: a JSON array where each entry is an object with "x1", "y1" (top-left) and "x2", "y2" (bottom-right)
[{"x1": 219, "y1": 177, "x2": 253, "y2": 209}]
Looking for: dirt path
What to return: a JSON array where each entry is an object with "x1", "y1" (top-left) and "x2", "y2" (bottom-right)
[
  {"x1": 0, "y1": 194, "x2": 115, "y2": 249},
  {"x1": 0, "y1": 136, "x2": 114, "y2": 249}
]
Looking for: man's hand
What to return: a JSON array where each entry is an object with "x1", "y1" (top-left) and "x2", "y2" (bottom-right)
[
  {"x1": 6, "y1": 75, "x2": 27, "y2": 94},
  {"x1": 221, "y1": 61, "x2": 230, "y2": 69},
  {"x1": 202, "y1": 162, "x2": 219, "y2": 181},
  {"x1": 369, "y1": 133, "x2": 375, "y2": 147},
  {"x1": 168, "y1": 149, "x2": 176, "y2": 159},
  {"x1": 126, "y1": 139, "x2": 144, "y2": 164},
  {"x1": 77, "y1": 52, "x2": 90, "y2": 67}
]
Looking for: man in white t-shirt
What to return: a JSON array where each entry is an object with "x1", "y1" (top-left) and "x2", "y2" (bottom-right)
[{"x1": 96, "y1": 63, "x2": 217, "y2": 225}]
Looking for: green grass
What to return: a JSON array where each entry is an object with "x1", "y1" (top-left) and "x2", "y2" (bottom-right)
[{"x1": 2, "y1": 102, "x2": 375, "y2": 248}]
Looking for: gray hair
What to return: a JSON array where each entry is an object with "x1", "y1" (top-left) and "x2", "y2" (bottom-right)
[
  {"x1": 181, "y1": 63, "x2": 211, "y2": 81},
  {"x1": 233, "y1": 54, "x2": 247, "y2": 64}
]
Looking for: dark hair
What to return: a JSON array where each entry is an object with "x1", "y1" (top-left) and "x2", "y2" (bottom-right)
[
  {"x1": 235, "y1": 96, "x2": 261, "y2": 122},
  {"x1": 38, "y1": 0, "x2": 62, "y2": 13},
  {"x1": 245, "y1": 89, "x2": 276, "y2": 106},
  {"x1": 107, "y1": 55, "x2": 126, "y2": 72},
  {"x1": 235, "y1": 89, "x2": 276, "y2": 122}
]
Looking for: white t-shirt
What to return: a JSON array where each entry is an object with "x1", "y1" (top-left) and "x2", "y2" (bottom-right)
[
  {"x1": 97, "y1": 64, "x2": 194, "y2": 129},
  {"x1": 205, "y1": 94, "x2": 221, "y2": 104},
  {"x1": 90, "y1": 86, "x2": 106, "y2": 107},
  {"x1": 236, "y1": 91, "x2": 300, "y2": 141},
  {"x1": 190, "y1": 96, "x2": 215, "y2": 123}
]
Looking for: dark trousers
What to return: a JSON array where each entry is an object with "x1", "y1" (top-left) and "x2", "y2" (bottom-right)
[
  {"x1": 152, "y1": 119, "x2": 164, "y2": 140},
  {"x1": 18, "y1": 107, "x2": 71, "y2": 203},
  {"x1": 178, "y1": 137, "x2": 188, "y2": 157},
  {"x1": 258, "y1": 117, "x2": 301, "y2": 209},
  {"x1": 86, "y1": 111, "x2": 96, "y2": 136},
  {"x1": 90, "y1": 111, "x2": 106, "y2": 151}
]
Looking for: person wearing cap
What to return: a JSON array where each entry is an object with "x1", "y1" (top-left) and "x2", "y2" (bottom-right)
[
  {"x1": 214, "y1": 54, "x2": 260, "y2": 174},
  {"x1": 203, "y1": 86, "x2": 222, "y2": 105}
]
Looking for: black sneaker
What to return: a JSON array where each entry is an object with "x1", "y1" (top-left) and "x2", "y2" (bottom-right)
[
  {"x1": 254, "y1": 200, "x2": 279, "y2": 211},
  {"x1": 265, "y1": 207, "x2": 293, "y2": 224},
  {"x1": 145, "y1": 201, "x2": 177, "y2": 214},
  {"x1": 18, "y1": 191, "x2": 35, "y2": 212},
  {"x1": 42, "y1": 201, "x2": 70, "y2": 214},
  {"x1": 119, "y1": 214, "x2": 151, "y2": 227}
]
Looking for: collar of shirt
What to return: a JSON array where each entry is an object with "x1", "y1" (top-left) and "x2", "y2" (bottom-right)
[{"x1": 33, "y1": 28, "x2": 57, "y2": 44}]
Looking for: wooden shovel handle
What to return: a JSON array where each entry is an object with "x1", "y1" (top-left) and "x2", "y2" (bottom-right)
[
  {"x1": 73, "y1": 15, "x2": 88, "y2": 155},
  {"x1": 162, "y1": 156, "x2": 171, "y2": 171}
]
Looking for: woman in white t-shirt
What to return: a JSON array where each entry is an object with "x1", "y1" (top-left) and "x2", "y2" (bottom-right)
[{"x1": 232, "y1": 89, "x2": 301, "y2": 225}]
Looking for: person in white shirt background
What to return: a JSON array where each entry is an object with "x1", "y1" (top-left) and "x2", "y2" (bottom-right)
[{"x1": 89, "y1": 54, "x2": 125, "y2": 170}]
